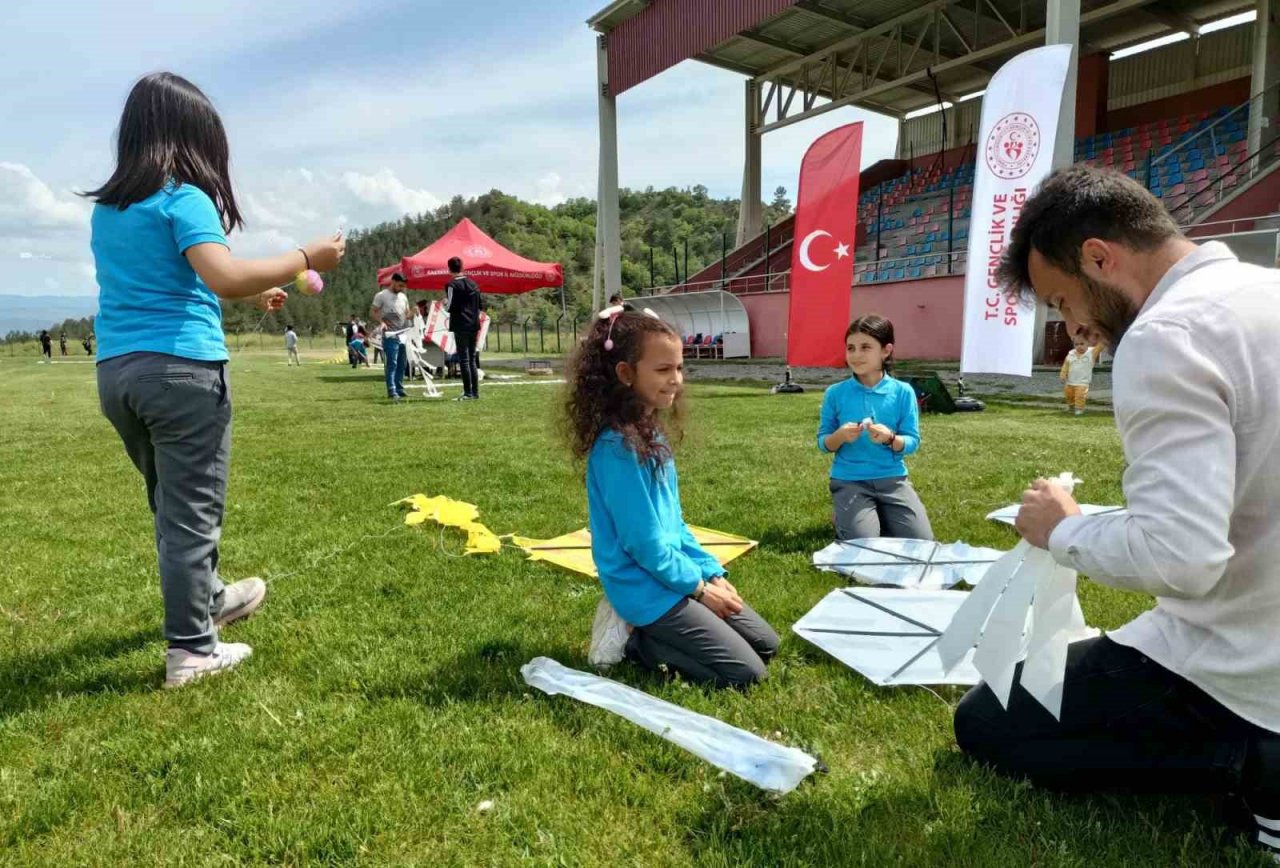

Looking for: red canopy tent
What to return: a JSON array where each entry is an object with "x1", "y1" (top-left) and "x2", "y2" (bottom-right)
[{"x1": 377, "y1": 218, "x2": 562, "y2": 293}]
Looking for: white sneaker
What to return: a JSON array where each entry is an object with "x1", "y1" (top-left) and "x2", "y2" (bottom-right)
[
  {"x1": 588, "y1": 598, "x2": 631, "y2": 668},
  {"x1": 164, "y1": 642, "x2": 253, "y2": 689},
  {"x1": 213, "y1": 578, "x2": 267, "y2": 627}
]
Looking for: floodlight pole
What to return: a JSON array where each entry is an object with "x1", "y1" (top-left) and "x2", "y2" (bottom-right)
[
  {"x1": 1039, "y1": 0, "x2": 1082, "y2": 364},
  {"x1": 594, "y1": 34, "x2": 622, "y2": 312},
  {"x1": 737, "y1": 80, "x2": 764, "y2": 245}
]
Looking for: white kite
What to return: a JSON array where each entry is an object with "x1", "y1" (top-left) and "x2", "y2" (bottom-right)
[
  {"x1": 792, "y1": 587, "x2": 981, "y2": 686},
  {"x1": 986, "y1": 503, "x2": 1125, "y2": 527},
  {"x1": 521, "y1": 657, "x2": 819, "y2": 794},
  {"x1": 813, "y1": 538, "x2": 1006, "y2": 590},
  {"x1": 937, "y1": 473, "x2": 1099, "y2": 719}
]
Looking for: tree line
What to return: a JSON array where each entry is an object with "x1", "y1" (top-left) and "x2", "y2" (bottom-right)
[{"x1": 6, "y1": 184, "x2": 792, "y2": 344}]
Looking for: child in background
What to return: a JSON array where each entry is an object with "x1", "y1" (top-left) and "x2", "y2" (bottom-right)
[
  {"x1": 564, "y1": 307, "x2": 779, "y2": 688},
  {"x1": 285, "y1": 324, "x2": 300, "y2": 366},
  {"x1": 818, "y1": 314, "x2": 933, "y2": 541},
  {"x1": 349, "y1": 328, "x2": 369, "y2": 367},
  {"x1": 1060, "y1": 337, "x2": 1102, "y2": 416},
  {"x1": 87, "y1": 72, "x2": 344, "y2": 688}
]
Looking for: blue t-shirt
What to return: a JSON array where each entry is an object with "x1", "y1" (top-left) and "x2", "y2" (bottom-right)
[
  {"x1": 91, "y1": 183, "x2": 229, "y2": 363},
  {"x1": 587, "y1": 430, "x2": 725, "y2": 627},
  {"x1": 817, "y1": 374, "x2": 922, "y2": 482}
]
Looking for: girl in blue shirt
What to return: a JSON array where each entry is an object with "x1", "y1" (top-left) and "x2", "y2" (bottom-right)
[
  {"x1": 86, "y1": 73, "x2": 345, "y2": 688},
  {"x1": 564, "y1": 307, "x2": 779, "y2": 688},
  {"x1": 817, "y1": 315, "x2": 934, "y2": 541}
]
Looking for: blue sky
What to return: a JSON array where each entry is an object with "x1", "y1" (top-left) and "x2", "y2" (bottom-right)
[{"x1": 0, "y1": 0, "x2": 898, "y2": 299}]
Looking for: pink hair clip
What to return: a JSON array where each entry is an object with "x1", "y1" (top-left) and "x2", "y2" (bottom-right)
[
  {"x1": 598, "y1": 304, "x2": 625, "y2": 350},
  {"x1": 597, "y1": 305, "x2": 662, "y2": 351}
]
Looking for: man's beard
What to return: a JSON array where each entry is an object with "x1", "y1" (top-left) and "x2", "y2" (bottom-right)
[{"x1": 1081, "y1": 273, "x2": 1140, "y2": 350}]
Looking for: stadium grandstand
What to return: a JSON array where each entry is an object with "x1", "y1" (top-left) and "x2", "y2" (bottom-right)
[{"x1": 588, "y1": 0, "x2": 1280, "y2": 362}]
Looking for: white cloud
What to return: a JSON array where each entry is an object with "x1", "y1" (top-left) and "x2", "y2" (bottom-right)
[
  {"x1": 340, "y1": 169, "x2": 441, "y2": 218},
  {"x1": 0, "y1": 162, "x2": 89, "y2": 231},
  {"x1": 243, "y1": 194, "x2": 296, "y2": 230},
  {"x1": 533, "y1": 172, "x2": 567, "y2": 208}
]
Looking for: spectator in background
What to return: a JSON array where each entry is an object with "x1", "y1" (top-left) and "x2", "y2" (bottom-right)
[
  {"x1": 445, "y1": 257, "x2": 483, "y2": 401},
  {"x1": 285, "y1": 324, "x2": 300, "y2": 366},
  {"x1": 59, "y1": 332, "x2": 68, "y2": 356},
  {"x1": 83, "y1": 334, "x2": 94, "y2": 356},
  {"x1": 39, "y1": 330, "x2": 52, "y2": 360},
  {"x1": 344, "y1": 313, "x2": 360, "y2": 368},
  {"x1": 371, "y1": 272, "x2": 410, "y2": 400}
]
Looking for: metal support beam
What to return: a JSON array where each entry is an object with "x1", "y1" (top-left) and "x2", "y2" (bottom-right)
[
  {"x1": 1249, "y1": 0, "x2": 1280, "y2": 163},
  {"x1": 738, "y1": 80, "x2": 764, "y2": 245},
  {"x1": 1046, "y1": 0, "x2": 1080, "y2": 171},
  {"x1": 595, "y1": 35, "x2": 621, "y2": 311},
  {"x1": 1039, "y1": 0, "x2": 1082, "y2": 363},
  {"x1": 756, "y1": 0, "x2": 1156, "y2": 133}
]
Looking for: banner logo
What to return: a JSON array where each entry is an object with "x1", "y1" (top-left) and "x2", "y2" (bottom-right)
[
  {"x1": 985, "y1": 113, "x2": 1041, "y2": 180},
  {"x1": 464, "y1": 244, "x2": 492, "y2": 258}
]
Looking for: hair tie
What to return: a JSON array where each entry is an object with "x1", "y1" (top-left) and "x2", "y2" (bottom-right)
[
  {"x1": 598, "y1": 304, "x2": 624, "y2": 350},
  {"x1": 596, "y1": 304, "x2": 662, "y2": 351}
]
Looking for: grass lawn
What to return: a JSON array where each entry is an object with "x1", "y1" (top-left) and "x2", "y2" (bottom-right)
[{"x1": 0, "y1": 348, "x2": 1266, "y2": 866}]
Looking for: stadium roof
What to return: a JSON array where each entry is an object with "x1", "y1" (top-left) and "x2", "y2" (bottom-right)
[{"x1": 589, "y1": 0, "x2": 1254, "y2": 126}]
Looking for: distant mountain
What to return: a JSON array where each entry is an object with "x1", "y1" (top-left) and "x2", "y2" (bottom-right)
[{"x1": 0, "y1": 294, "x2": 97, "y2": 335}]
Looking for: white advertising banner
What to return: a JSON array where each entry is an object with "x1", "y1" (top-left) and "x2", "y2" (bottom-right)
[{"x1": 961, "y1": 44, "x2": 1072, "y2": 375}]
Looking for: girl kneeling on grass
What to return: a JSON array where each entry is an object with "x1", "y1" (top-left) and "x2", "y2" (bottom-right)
[
  {"x1": 564, "y1": 307, "x2": 779, "y2": 688},
  {"x1": 86, "y1": 72, "x2": 345, "y2": 688},
  {"x1": 817, "y1": 314, "x2": 933, "y2": 541}
]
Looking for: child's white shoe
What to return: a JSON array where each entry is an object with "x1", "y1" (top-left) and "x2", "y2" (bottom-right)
[
  {"x1": 164, "y1": 642, "x2": 253, "y2": 689},
  {"x1": 588, "y1": 598, "x2": 630, "y2": 668}
]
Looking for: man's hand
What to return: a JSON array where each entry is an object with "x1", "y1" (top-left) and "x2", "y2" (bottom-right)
[
  {"x1": 256, "y1": 288, "x2": 287, "y2": 311},
  {"x1": 1014, "y1": 478, "x2": 1082, "y2": 549}
]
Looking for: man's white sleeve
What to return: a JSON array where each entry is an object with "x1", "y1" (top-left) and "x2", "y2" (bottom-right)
[{"x1": 1048, "y1": 319, "x2": 1236, "y2": 599}]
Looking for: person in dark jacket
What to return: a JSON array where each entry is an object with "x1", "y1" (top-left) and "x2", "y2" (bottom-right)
[{"x1": 445, "y1": 256, "x2": 483, "y2": 401}]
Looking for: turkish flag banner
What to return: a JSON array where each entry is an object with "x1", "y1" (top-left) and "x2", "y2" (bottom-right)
[{"x1": 787, "y1": 123, "x2": 863, "y2": 368}]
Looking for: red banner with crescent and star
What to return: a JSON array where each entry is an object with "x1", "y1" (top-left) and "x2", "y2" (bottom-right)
[{"x1": 787, "y1": 123, "x2": 863, "y2": 368}]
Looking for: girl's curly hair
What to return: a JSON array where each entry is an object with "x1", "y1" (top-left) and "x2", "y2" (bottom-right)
[{"x1": 562, "y1": 310, "x2": 685, "y2": 465}]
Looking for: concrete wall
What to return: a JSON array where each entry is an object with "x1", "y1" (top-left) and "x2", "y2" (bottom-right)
[{"x1": 739, "y1": 274, "x2": 966, "y2": 361}]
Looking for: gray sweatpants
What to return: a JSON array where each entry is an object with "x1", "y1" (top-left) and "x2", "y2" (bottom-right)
[
  {"x1": 830, "y1": 476, "x2": 933, "y2": 541},
  {"x1": 98, "y1": 352, "x2": 230, "y2": 654},
  {"x1": 626, "y1": 597, "x2": 780, "y2": 688}
]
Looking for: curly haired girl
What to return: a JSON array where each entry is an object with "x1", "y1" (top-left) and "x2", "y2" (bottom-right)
[{"x1": 563, "y1": 307, "x2": 778, "y2": 688}]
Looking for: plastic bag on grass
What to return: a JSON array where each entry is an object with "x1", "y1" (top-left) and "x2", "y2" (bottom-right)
[{"x1": 521, "y1": 656, "x2": 818, "y2": 794}]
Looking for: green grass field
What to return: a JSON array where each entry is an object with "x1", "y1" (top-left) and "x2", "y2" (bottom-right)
[{"x1": 0, "y1": 349, "x2": 1266, "y2": 866}]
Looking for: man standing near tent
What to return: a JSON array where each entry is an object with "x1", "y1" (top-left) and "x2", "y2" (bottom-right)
[
  {"x1": 953, "y1": 166, "x2": 1280, "y2": 858},
  {"x1": 445, "y1": 257, "x2": 483, "y2": 401},
  {"x1": 371, "y1": 272, "x2": 410, "y2": 401}
]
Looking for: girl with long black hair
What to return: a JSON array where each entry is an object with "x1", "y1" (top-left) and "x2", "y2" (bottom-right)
[{"x1": 87, "y1": 72, "x2": 345, "y2": 688}]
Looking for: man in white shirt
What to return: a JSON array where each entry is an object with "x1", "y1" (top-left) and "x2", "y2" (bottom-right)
[
  {"x1": 953, "y1": 166, "x2": 1280, "y2": 857},
  {"x1": 371, "y1": 272, "x2": 410, "y2": 400}
]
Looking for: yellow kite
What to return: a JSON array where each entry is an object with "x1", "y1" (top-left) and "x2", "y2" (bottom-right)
[
  {"x1": 511, "y1": 525, "x2": 757, "y2": 578},
  {"x1": 395, "y1": 494, "x2": 502, "y2": 555}
]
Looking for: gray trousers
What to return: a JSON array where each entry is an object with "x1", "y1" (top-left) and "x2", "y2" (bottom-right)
[
  {"x1": 830, "y1": 476, "x2": 933, "y2": 541},
  {"x1": 98, "y1": 352, "x2": 230, "y2": 653},
  {"x1": 626, "y1": 597, "x2": 780, "y2": 688}
]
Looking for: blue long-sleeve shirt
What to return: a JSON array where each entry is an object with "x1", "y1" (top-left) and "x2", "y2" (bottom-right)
[
  {"x1": 817, "y1": 374, "x2": 921, "y2": 482},
  {"x1": 587, "y1": 429, "x2": 725, "y2": 626}
]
